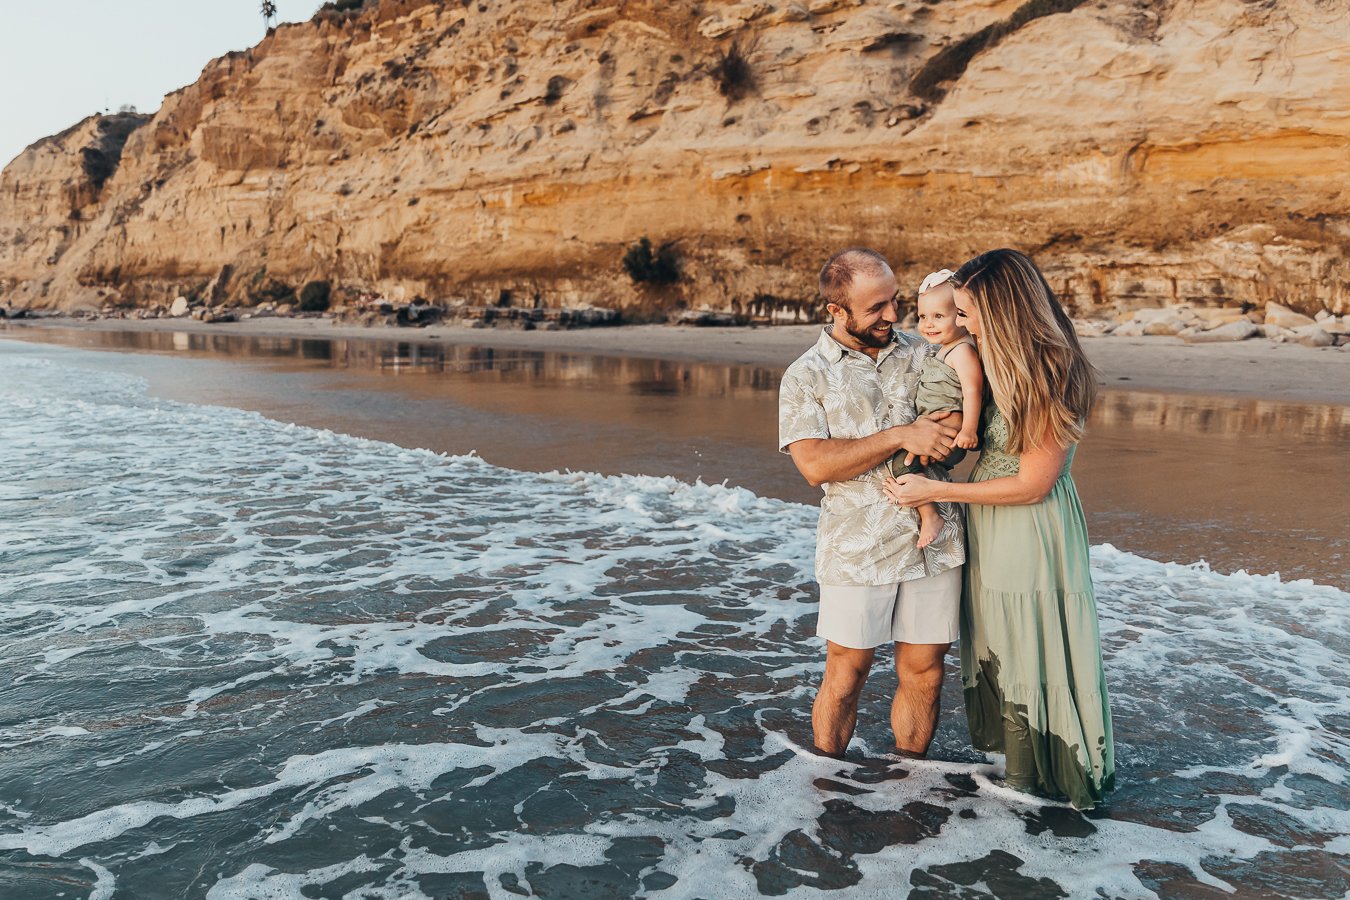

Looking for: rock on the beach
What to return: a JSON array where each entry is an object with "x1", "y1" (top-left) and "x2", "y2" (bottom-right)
[
  {"x1": 1265, "y1": 302, "x2": 1316, "y2": 330},
  {"x1": 1193, "y1": 308, "x2": 1251, "y2": 328},
  {"x1": 1073, "y1": 319, "x2": 1114, "y2": 337},
  {"x1": 169, "y1": 297, "x2": 189, "y2": 317},
  {"x1": 1143, "y1": 317, "x2": 1189, "y2": 336},
  {"x1": 1292, "y1": 325, "x2": 1335, "y2": 348},
  {"x1": 1182, "y1": 319, "x2": 1259, "y2": 343}
]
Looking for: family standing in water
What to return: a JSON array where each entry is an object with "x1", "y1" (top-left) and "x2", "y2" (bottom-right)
[{"x1": 779, "y1": 247, "x2": 1114, "y2": 810}]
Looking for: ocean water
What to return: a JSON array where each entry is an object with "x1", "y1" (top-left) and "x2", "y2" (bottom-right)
[{"x1": 0, "y1": 344, "x2": 1346, "y2": 900}]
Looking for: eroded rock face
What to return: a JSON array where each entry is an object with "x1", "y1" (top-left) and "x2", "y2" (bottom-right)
[{"x1": 1, "y1": 0, "x2": 1346, "y2": 320}]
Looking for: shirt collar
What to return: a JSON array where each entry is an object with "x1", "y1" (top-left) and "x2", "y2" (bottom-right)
[{"x1": 815, "y1": 324, "x2": 899, "y2": 365}]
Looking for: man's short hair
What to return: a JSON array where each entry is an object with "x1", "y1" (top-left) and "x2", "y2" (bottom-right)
[{"x1": 818, "y1": 248, "x2": 891, "y2": 310}]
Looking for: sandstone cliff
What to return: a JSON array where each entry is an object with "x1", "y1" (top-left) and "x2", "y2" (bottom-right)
[{"x1": 1, "y1": 0, "x2": 1347, "y2": 321}]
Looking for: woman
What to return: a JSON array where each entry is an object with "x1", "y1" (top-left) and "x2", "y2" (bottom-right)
[{"x1": 883, "y1": 248, "x2": 1114, "y2": 809}]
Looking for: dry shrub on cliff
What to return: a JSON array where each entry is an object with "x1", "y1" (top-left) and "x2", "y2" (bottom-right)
[
  {"x1": 623, "y1": 238, "x2": 680, "y2": 286},
  {"x1": 710, "y1": 39, "x2": 756, "y2": 102}
]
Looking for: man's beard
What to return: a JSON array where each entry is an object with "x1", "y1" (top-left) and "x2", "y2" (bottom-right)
[{"x1": 844, "y1": 314, "x2": 893, "y2": 349}]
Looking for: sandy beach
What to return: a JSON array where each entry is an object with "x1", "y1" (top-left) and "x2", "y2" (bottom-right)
[{"x1": 5, "y1": 316, "x2": 1348, "y2": 405}]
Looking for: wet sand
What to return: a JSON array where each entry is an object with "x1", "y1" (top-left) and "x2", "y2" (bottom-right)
[
  {"x1": 3, "y1": 321, "x2": 1347, "y2": 589},
  {"x1": 6, "y1": 315, "x2": 1349, "y2": 404}
]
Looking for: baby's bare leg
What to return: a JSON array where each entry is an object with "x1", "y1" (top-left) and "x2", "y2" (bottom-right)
[{"x1": 917, "y1": 502, "x2": 942, "y2": 549}]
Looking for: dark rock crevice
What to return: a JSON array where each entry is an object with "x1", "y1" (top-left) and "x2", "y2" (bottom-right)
[
  {"x1": 79, "y1": 113, "x2": 151, "y2": 194},
  {"x1": 909, "y1": 0, "x2": 1094, "y2": 104}
]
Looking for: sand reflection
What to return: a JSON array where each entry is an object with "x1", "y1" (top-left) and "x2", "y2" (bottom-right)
[{"x1": 3, "y1": 325, "x2": 1346, "y2": 588}]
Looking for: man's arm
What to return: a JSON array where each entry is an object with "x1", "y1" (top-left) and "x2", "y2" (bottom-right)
[{"x1": 787, "y1": 414, "x2": 959, "y2": 487}]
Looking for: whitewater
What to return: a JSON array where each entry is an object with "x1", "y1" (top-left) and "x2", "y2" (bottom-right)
[{"x1": 0, "y1": 343, "x2": 1345, "y2": 899}]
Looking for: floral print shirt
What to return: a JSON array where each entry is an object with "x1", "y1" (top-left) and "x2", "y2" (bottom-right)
[{"x1": 779, "y1": 326, "x2": 966, "y2": 585}]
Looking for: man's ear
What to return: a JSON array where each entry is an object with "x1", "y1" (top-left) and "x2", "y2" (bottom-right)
[{"x1": 825, "y1": 301, "x2": 845, "y2": 319}]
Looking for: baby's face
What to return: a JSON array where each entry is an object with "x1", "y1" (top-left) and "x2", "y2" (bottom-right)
[{"x1": 916, "y1": 285, "x2": 966, "y2": 345}]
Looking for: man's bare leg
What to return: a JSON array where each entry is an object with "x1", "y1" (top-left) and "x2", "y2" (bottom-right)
[
  {"x1": 891, "y1": 641, "x2": 950, "y2": 757},
  {"x1": 813, "y1": 641, "x2": 876, "y2": 757}
]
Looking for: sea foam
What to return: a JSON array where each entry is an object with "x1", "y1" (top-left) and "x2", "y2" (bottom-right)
[{"x1": 0, "y1": 341, "x2": 1345, "y2": 899}]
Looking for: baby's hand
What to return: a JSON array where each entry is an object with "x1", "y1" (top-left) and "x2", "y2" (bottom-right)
[{"x1": 954, "y1": 430, "x2": 979, "y2": 450}]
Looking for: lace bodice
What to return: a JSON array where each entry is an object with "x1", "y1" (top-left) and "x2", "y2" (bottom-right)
[
  {"x1": 971, "y1": 405, "x2": 1076, "y2": 482},
  {"x1": 972, "y1": 406, "x2": 1019, "y2": 480}
]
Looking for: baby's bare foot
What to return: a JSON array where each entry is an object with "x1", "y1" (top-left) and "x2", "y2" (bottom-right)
[{"x1": 917, "y1": 505, "x2": 942, "y2": 549}]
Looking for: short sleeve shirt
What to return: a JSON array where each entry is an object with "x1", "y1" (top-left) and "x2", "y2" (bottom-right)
[{"x1": 779, "y1": 326, "x2": 966, "y2": 586}]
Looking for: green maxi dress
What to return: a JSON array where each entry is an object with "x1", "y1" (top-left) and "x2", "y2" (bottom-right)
[{"x1": 961, "y1": 405, "x2": 1115, "y2": 809}]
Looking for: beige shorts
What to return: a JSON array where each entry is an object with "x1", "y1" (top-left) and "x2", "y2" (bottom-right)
[{"x1": 817, "y1": 565, "x2": 962, "y2": 649}]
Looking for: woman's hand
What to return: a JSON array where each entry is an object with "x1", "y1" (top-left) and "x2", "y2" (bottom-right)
[{"x1": 882, "y1": 474, "x2": 938, "y2": 507}]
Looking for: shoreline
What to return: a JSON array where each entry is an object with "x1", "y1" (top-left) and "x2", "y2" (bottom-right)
[
  {"x1": 3, "y1": 315, "x2": 1348, "y2": 406},
  {"x1": 2, "y1": 317, "x2": 1347, "y2": 590}
]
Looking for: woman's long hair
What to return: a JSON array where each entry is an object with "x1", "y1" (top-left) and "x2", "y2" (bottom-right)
[{"x1": 950, "y1": 249, "x2": 1098, "y2": 454}]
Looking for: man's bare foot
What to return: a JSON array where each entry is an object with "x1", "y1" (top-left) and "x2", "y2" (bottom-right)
[{"x1": 916, "y1": 504, "x2": 942, "y2": 549}]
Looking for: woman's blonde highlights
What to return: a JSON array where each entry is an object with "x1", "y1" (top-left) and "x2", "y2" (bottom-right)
[{"x1": 951, "y1": 249, "x2": 1098, "y2": 454}]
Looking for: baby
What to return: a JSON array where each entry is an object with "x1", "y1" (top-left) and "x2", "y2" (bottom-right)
[{"x1": 892, "y1": 269, "x2": 984, "y2": 549}]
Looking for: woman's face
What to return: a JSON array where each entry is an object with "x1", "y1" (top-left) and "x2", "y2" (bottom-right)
[{"x1": 953, "y1": 287, "x2": 982, "y2": 340}]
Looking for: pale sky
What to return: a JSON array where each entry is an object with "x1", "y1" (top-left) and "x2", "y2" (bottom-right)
[{"x1": 0, "y1": 1, "x2": 326, "y2": 167}]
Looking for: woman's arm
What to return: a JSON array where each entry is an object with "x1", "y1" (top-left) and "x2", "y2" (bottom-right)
[
  {"x1": 946, "y1": 343, "x2": 984, "y2": 449},
  {"x1": 882, "y1": 440, "x2": 1070, "y2": 507}
]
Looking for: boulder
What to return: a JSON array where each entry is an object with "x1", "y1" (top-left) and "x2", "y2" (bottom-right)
[
  {"x1": 1262, "y1": 323, "x2": 1294, "y2": 342},
  {"x1": 1111, "y1": 320, "x2": 1146, "y2": 337},
  {"x1": 1321, "y1": 316, "x2": 1350, "y2": 335},
  {"x1": 1143, "y1": 317, "x2": 1188, "y2": 336},
  {"x1": 1182, "y1": 319, "x2": 1258, "y2": 343},
  {"x1": 1265, "y1": 302, "x2": 1315, "y2": 330},
  {"x1": 1292, "y1": 325, "x2": 1334, "y2": 347},
  {"x1": 1193, "y1": 308, "x2": 1249, "y2": 327},
  {"x1": 169, "y1": 296, "x2": 190, "y2": 317},
  {"x1": 1073, "y1": 318, "x2": 1113, "y2": 337},
  {"x1": 1126, "y1": 307, "x2": 1180, "y2": 326}
]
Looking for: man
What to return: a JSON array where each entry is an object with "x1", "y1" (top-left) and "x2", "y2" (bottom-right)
[{"x1": 779, "y1": 247, "x2": 965, "y2": 759}]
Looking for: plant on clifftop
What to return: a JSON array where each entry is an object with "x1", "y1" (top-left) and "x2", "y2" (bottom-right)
[
  {"x1": 319, "y1": 0, "x2": 366, "y2": 13},
  {"x1": 260, "y1": 0, "x2": 277, "y2": 30},
  {"x1": 623, "y1": 238, "x2": 680, "y2": 286}
]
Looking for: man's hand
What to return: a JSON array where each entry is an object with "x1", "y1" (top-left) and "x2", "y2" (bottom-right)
[{"x1": 897, "y1": 411, "x2": 960, "y2": 467}]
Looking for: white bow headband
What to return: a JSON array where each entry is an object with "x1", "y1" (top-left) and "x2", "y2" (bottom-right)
[{"x1": 917, "y1": 269, "x2": 955, "y2": 297}]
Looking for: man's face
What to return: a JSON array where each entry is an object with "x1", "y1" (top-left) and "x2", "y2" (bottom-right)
[{"x1": 830, "y1": 269, "x2": 900, "y2": 350}]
